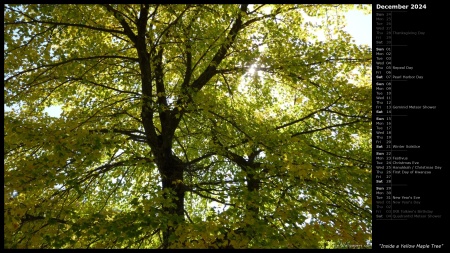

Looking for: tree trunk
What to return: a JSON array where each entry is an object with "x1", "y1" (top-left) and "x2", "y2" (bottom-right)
[{"x1": 159, "y1": 154, "x2": 185, "y2": 248}]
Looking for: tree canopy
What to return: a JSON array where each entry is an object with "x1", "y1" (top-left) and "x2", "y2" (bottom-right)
[{"x1": 4, "y1": 4, "x2": 372, "y2": 249}]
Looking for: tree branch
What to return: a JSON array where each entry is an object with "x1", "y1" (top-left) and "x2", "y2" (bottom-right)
[
  {"x1": 275, "y1": 97, "x2": 342, "y2": 130},
  {"x1": 291, "y1": 119, "x2": 365, "y2": 137},
  {"x1": 69, "y1": 77, "x2": 141, "y2": 96},
  {"x1": 21, "y1": 213, "x2": 70, "y2": 225},
  {"x1": 102, "y1": 4, "x2": 137, "y2": 44},
  {"x1": 5, "y1": 56, "x2": 138, "y2": 83},
  {"x1": 308, "y1": 144, "x2": 371, "y2": 165},
  {"x1": 172, "y1": 4, "x2": 249, "y2": 124},
  {"x1": 6, "y1": 19, "x2": 126, "y2": 35},
  {"x1": 89, "y1": 128, "x2": 146, "y2": 142}
]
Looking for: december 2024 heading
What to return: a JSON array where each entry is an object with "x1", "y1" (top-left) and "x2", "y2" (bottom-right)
[{"x1": 376, "y1": 4, "x2": 427, "y2": 10}]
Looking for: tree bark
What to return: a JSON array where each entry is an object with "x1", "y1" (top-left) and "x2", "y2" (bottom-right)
[{"x1": 158, "y1": 153, "x2": 185, "y2": 249}]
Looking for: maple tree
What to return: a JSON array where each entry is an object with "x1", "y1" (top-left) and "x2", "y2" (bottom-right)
[{"x1": 4, "y1": 4, "x2": 372, "y2": 249}]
